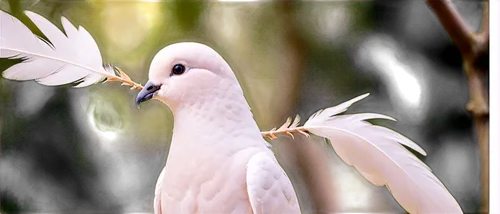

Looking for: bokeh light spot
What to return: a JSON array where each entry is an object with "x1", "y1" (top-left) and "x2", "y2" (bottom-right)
[
  {"x1": 341, "y1": 172, "x2": 367, "y2": 204},
  {"x1": 88, "y1": 90, "x2": 129, "y2": 135}
]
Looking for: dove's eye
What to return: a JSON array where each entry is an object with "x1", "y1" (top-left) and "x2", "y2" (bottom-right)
[{"x1": 171, "y1": 64, "x2": 186, "y2": 75}]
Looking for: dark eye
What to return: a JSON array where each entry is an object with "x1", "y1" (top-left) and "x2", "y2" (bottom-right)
[{"x1": 171, "y1": 64, "x2": 186, "y2": 75}]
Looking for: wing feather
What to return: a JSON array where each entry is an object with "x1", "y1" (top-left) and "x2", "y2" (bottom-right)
[
  {"x1": 154, "y1": 167, "x2": 165, "y2": 214},
  {"x1": 246, "y1": 152, "x2": 300, "y2": 214}
]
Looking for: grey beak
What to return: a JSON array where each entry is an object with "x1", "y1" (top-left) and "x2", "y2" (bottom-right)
[{"x1": 136, "y1": 81, "x2": 161, "y2": 106}]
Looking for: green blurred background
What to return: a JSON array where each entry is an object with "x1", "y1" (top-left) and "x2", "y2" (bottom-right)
[{"x1": 0, "y1": 0, "x2": 486, "y2": 213}]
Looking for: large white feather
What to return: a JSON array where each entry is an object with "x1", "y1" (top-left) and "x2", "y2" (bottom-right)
[
  {"x1": 0, "y1": 10, "x2": 114, "y2": 87},
  {"x1": 304, "y1": 94, "x2": 462, "y2": 214}
]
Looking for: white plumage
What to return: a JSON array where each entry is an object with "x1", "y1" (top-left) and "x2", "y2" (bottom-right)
[{"x1": 1, "y1": 10, "x2": 463, "y2": 214}]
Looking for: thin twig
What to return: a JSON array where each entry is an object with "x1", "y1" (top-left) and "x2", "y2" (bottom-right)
[{"x1": 426, "y1": 0, "x2": 489, "y2": 211}]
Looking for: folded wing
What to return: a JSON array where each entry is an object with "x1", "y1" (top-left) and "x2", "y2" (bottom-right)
[{"x1": 246, "y1": 151, "x2": 301, "y2": 214}]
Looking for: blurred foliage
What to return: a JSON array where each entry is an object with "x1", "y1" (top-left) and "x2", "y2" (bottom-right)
[{"x1": 0, "y1": 0, "x2": 485, "y2": 213}]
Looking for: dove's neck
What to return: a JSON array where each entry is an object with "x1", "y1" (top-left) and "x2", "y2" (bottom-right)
[{"x1": 171, "y1": 81, "x2": 263, "y2": 146}]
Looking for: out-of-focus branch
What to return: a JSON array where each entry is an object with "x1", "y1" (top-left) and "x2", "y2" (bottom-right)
[
  {"x1": 478, "y1": 1, "x2": 489, "y2": 47},
  {"x1": 426, "y1": 0, "x2": 489, "y2": 211},
  {"x1": 426, "y1": 0, "x2": 489, "y2": 116},
  {"x1": 426, "y1": 0, "x2": 474, "y2": 54}
]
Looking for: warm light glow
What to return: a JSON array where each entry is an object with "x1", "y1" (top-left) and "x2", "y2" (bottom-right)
[
  {"x1": 102, "y1": 2, "x2": 160, "y2": 51},
  {"x1": 87, "y1": 0, "x2": 107, "y2": 9},
  {"x1": 139, "y1": 1, "x2": 158, "y2": 27},
  {"x1": 87, "y1": 113, "x2": 118, "y2": 142}
]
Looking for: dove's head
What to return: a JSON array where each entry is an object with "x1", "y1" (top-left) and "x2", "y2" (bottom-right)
[{"x1": 136, "y1": 42, "x2": 240, "y2": 111}]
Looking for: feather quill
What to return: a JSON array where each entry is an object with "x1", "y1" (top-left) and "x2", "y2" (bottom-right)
[
  {"x1": 0, "y1": 10, "x2": 115, "y2": 87},
  {"x1": 302, "y1": 94, "x2": 462, "y2": 213}
]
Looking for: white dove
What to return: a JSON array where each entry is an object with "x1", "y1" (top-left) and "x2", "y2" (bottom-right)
[
  {"x1": 135, "y1": 43, "x2": 301, "y2": 214},
  {"x1": 1, "y1": 10, "x2": 462, "y2": 214}
]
